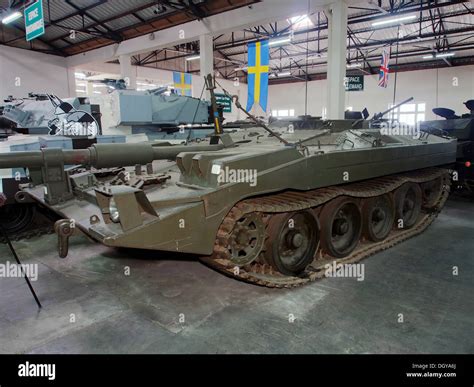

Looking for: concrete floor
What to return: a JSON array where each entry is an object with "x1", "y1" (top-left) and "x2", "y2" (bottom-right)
[{"x1": 0, "y1": 195, "x2": 473, "y2": 354}]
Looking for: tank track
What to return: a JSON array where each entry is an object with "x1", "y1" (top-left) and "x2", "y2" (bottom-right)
[
  {"x1": 200, "y1": 167, "x2": 451, "y2": 288},
  {"x1": 0, "y1": 207, "x2": 56, "y2": 243},
  {"x1": 0, "y1": 224, "x2": 55, "y2": 243}
]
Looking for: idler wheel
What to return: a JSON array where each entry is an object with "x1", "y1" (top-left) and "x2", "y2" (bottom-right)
[
  {"x1": 362, "y1": 194, "x2": 395, "y2": 242},
  {"x1": 0, "y1": 204, "x2": 36, "y2": 235},
  {"x1": 264, "y1": 211, "x2": 319, "y2": 276},
  {"x1": 421, "y1": 177, "x2": 443, "y2": 209},
  {"x1": 394, "y1": 183, "x2": 422, "y2": 229},
  {"x1": 320, "y1": 197, "x2": 362, "y2": 258},
  {"x1": 228, "y1": 213, "x2": 266, "y2": 266}
]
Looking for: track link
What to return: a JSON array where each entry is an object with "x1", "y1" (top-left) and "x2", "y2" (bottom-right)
[
  {"x1": 0, "y1": 206, "x2": 56, "y2": 243},
  {"x1": 200, "y1": 168, "x2": 451, "y2": 288}
]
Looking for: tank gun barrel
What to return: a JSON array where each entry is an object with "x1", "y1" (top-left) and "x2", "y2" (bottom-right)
[
  {"x1": 373, "y1": 97, "x2": 414, "y2": 120},
  {"x1": 0, "y1": 142, "x2": 225, "y2": 170}
]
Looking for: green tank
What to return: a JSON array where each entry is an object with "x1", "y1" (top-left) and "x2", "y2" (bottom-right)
[
  {"x1": 420, "y1": 100, "x2": 474, "y2": 194},
  {"x1": 0, "y1": 86, "x2": 458, "y2": 287}
]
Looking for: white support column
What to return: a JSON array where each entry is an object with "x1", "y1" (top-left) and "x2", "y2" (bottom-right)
[
  {"x1": 199, "y1": 34, "x2": 214, "y2": 99},
  {"x1": 326, "y1": 0, "x2": 348, "y2": 119},
  {"x1": 86, "y1": 79, "x2": 94, "y2": 96},
  {"x1": 119, "y1": 54, "x2": 137, "y2": 90},
  {"x1": 66, "y1": 67, "x2": 77, "y2": 97}
]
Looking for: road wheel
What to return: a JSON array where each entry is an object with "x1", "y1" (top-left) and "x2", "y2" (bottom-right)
[
  {"x1": 394, "y1": 183, "x2": 422, "y2": 229},
  {"x1": 320, "y1": 197, "x2": 362, "y2": 258},
  {"x1": 362, "y1": 194, "x2": 395, "y2": 242},
  {"x1": 228, "y1": 213, "x2": 266, "y2": 266},
  {"x1": 264, "y1": 211, "x2": 319, "y2": 276}
]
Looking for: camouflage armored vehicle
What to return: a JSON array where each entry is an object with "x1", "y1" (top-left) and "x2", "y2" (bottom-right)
[{"x1": 0, "y1": 82, "x2": 457, "y2": 287}]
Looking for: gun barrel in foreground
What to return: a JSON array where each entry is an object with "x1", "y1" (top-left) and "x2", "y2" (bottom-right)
[{"x1": 0, "y1": 142, "x2": 225, "y2": 170}]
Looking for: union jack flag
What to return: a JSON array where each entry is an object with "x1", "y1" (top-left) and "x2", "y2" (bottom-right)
[{"x1": 378, "y1": 49, "x2": 390, "y2": 88}]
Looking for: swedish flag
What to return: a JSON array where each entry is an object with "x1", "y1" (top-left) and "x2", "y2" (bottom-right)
[
  {"x1": 247, "y1": 40, "x2": 269, "y2": 112},
  {"x1": 173, "y1": 72, "x2": 192, "y2": 96}
]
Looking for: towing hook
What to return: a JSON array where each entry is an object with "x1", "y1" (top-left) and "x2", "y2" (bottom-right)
[{"x1": 54, "y1": 219, "x2": 76, "y2": 259}]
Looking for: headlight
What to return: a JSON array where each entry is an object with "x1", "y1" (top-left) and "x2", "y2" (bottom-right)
[{"x1": 109, "y1": 198, "x2": 120, "y2": 223}]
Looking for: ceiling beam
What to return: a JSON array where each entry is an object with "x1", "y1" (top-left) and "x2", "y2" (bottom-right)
[
  {"x1": 213, "y1": 9, "x2": 471, "y2": 52},
  {"x1": 349, "y1": 0, "x2": 467, "y2": 24},
  {"x1": 46, "y1": 2, "x2": 159, "y2": 44},
  {"x1": 66, "y1": 0, "x2": 333, "y2": 66},
  {"x1": 9, "y1": 24, "x2": 65, "y2": 56},
  {"x1": 51, "y1": 0, "x2": 108, "y2": 24},
  {"x1": 64, "y1": 0, "x2": 123, "y2": 42},
  {"x1": 187, "y1": 42, "x2": 474, "y2": 76}
]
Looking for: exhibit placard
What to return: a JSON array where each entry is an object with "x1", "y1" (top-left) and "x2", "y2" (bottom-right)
[
  {"x1": 215, "y1": 93, "x2": 232, "y2": 113},
  {"x1": 24, "y1": 1, "x2": 45, "y2": 42},
  {"x1": 344, "y1": 75, "x2": 364, "y2": 91}
]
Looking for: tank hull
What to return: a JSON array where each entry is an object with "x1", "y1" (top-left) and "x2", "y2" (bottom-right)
[
  {"x1": 0, "y1": 125, "x2": 458, "y2": 287},
  {"x1": 20, "y1": 133, "x2": 456, "y2": 255}
]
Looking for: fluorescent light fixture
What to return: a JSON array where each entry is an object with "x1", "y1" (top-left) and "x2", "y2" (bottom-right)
[
  {"x1": 93, "y1": 84, "x2": 107, "y2": 88},
  {"x1": 423, "y1": 52, "x2": 455, "y2": 59},
  {"x1": 75, "y1": 89, "x2": 86, "y2": 93},
  {"x1": 269, "y1": 37, "x2": 291, "y2": 46},
  {"x1": 272, "y1": 72, "x2": 291, "y2": 77},
  {"x1": 289, "y1": 15, "x2": 313, "y2": 30},
  {"x1": 186, "y1": 55, "x2": 200, "y2": 61},
  {"x1": 2, "y1": 11, "x2": 22, "y2": 24},
  {"x1": 372, "y1": 15, "x2": 416, "y2": 27},
  {"x1": 347, "y1": 63, "x2": 362, "y2": 69},
  {"x1": 93, "y1": 91, "x2": 102, "y2": 94},
  {"x1": 75, "y1": 72, "x2": 86, "y2": 79},
  {"x1": 436, "y1": 52, "x2": 455, "y2": 58}
]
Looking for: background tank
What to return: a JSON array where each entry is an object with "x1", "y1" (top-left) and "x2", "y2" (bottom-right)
[
  {"x1": 420, "y1": 100, "x2": 474, "y2": 193},
  {"x1": 93, "y1": 87, "x2": 223, "y2": 141},
  {"x1": 265, "y1": 98, "x2": 413, "y2": 132},
  {"x1": 1, "y1": 93, "x2": 101, "y2": 137}
]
